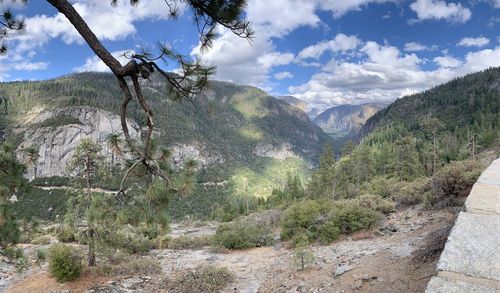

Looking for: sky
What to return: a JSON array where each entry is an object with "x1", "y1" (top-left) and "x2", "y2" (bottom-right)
[{"x1": 0, "y1": 0, "x2": 499, "y2": 111}]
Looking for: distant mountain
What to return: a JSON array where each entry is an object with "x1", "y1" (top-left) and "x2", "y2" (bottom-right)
[
  {"x1": 306, "y1": 107, "x2": 322, "y2": 120},
  {"x1": 0, "y1": 72, "x2": 333, "y2": 218},
  {"x1": 313, "y1": 103, "x2": 385, "y2": 141},
  {"x1": 277, "y1": 96, "x2": 308, "y2": 112},
  {"x1": 276, "y1": 95, "x2": 321, "y2": 120}
]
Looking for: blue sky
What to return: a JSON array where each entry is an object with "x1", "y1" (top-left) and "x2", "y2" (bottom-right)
[{"x1": 1, "y1": 0, "x2": 499, "y2": 110}]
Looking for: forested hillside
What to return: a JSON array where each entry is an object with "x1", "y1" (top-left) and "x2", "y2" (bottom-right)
[
  {"x1": 0, "y1": 72, "x2": 332, "y2": 219},
  {"x1": 360, "y1": 67, "x2": 500, "y2": 163}
]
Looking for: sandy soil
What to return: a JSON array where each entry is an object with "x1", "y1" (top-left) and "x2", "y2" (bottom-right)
[{"x1": 2, "y1": 205, "x2": 456, "y2": 293}]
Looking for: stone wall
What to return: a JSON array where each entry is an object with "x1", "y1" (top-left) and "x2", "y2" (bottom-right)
[{"x1": 426, "y1": 158, "x2": 500, "y2": 292}]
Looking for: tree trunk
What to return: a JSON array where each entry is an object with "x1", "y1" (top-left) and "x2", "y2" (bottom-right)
[{"x1": 88, "y1": 229, "x2": 96, "y2": 266}]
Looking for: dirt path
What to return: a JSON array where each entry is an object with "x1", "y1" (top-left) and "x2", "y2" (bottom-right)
[{"x1": 3, "y1": 205, "x2": 455, "y2": 293}]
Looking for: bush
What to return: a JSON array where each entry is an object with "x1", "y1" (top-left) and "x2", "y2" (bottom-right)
[
  {"x1": 167, "y1": 235, "x2": 213, "y2": 250},
  {"x1": 96, "y1": 256, "x2": 161, "y2": 276},
  {"x1": 169, "y1": 265, "x2": 235, "y2": 293},
  {"x1": 48, "y1": 244, "x2": 83, "y2": 282},
  {"x1": 358, "y1": 194, "x2": 396, "y2": 214},
  {"x1": 362, "y1": 176, "x2": 399, "y2": 198},
  {"x1": 280, "y1": 199, "x2": 332, "y2": 243},
  {"x1": 390, "y1": 178, "x2": 432, "y2": 205},
  {"x1": 332, "y1": 200, "x2": 379, "y2": 234},
  {"x1": 31, "y1": 235, "x2": 52, "y2": 245},
  {"x1": 429, "y1": 160, "x2": 483, "y2": 209},
  {"x1": 281, "y1": 198, "x2": 381, "y2": 245},
  {"x1": 214, "y1": 220, "x2": 274, "y2": 249},
  {"x1": 57, "y1": 228, "x2": 76, "y2": 243}
]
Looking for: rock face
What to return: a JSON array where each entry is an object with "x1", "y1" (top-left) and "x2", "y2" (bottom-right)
[
  {"x1": 313, "y1": 103, "x2": 384, "y2": 138},
  {"x1": 170, "y1": 143, "x2": 224, "y2": 169},
  {"x1": 16, "y1": 106, "x2": 139, "y2": 179},
  {"x1": 254, "y1": 143, "x2": 297, "y2": 160},
  {"x1": 426, "y1": 158, "x2": 500, "y2": 293}
]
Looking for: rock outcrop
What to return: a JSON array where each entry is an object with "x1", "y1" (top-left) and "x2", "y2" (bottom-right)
[{"x1": 16, "y1": 106, "x2": 139, "y2": 179}]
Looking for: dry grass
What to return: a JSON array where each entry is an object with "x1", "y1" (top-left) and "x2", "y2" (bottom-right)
[{"x1": 351, "y1": 230, "x2": 375, "y2": 241}]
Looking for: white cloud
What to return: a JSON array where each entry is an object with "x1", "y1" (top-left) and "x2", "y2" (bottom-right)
[
  {"x1": 289, "y1": 38, "x2": 500, "y2": 110},
  {"x1": 458, "y1": 46, "x2": 500, "y2": 73},
  {"x1": 319, "y1": 0, "x2": 396, "y2": 18},
  {"x1": 433, "y1": 56, "x2": 462, "y2": 68},
  {"x1": 191, "y1": 0, "x2": 320, "y2": 85},
  {"x1": 404, "y1": 42, "x2": 437, "y2": 52},
  {"x1": 191, "y1": 0, "x2": 398, "y2": 86},
  {"x1": 409, "y1": 0, "x2": 472, "y2": 23},
  {"x1": 13, "y1": 0, "x2": 176, "y2": 52},
  {"x1": 274, "y1": 71, "x2": 294, "y2": 80},
  {"x1": 457, "y1": 37, "x2": 490, "y2": 47},
  {"x1": 298, "y1": 34, "x2": 361, "y2": 59},
  {"x1": 73, "y1": 50, "x2": 134, "y2": 72}
]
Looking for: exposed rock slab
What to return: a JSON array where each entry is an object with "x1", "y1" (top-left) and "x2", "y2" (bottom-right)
[
  {"x1": 426, "y1": 158, "x2": 500, "y2": 293},
  {"x1": 16, "y1": 106, "x2": 139, "y2": 179},
  {"x1": 426, "y1": 276, "x2": 498, "y2": 293},
  {"x1": 436, "y1": 212, "x2": 500, "y2": 281}
]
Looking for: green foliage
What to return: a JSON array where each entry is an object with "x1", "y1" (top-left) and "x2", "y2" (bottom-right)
[
  {"x1": 390, "y1": 178, "x2": 432, "y2": 206},
  {"x1": 0, "y1": 143, "x2": 27, "y2": 247},
  {"x1": 36, "y1": 249, "x2": 47, "y2": 266},
  {"x1": 265, "y1": 173, "x2": 305, "y2": 208},
  {"x1": 357, "y1": 194, "x2": 395, "y2": 214},
  {"x1": 307, "y1": 145, "x2": 336, "y2": 198},
  {"x1": 31, "y1": 176, "x2": 70, "y2": 187},
  {"x1": 48, "y1": 244, "x2": 83, "y2": 283},
  {"x1": 332, "y1": 200, "x2": 379, "y2": 234},
  {"x1": 31, "y1": 115, "x2": 82, "y2": 129},
  {"x1": 96, "y1": 255, "x2": 161, "y2": 276},
  {"x1": 31, "y1": 235, "x2": 52, "y2": 245},
  {"x1": 214, "y1": 219, "x2": 274, "y2": 249},
  {"x1": 281, "y1": 199, "x2": 380, "y2": 244},
  {"x1": 293, "y1": 233, "x2": 314, "y2": 270},
  {"x1": 12, "y1": 188, "x2": 72, "y2": 221},
  {"x1": 169, "y1": 265, "x2": 235, "y2": 293},
  {"x1": 428, "y1": 160, "x2": 483, "y2": 209}
]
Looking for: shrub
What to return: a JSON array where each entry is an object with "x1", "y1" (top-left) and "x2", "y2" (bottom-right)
[
  {"x1": 48, "y1": 244, "x2": 83, "y2": 282},
  {"x1": 332, "y1": 200, "x2": 379, "y2": 234},
  {"x1": 169, "y1": 265, "x2": 235, "y2": 293},
  {"x1": 280, "y1": 199, "x2": 332, "y2": 242},
  {"x1": 214, "y1": 220, "x2": 274, "y2": 249},
  {"x1": 57, "y1": 228, "x2": 76, "y2": 243},
  {"x1": 292, "y1": 233, "x2": 314, "y2": 270},
  {"x1": 429, "y1": 160, "x2": 483, "y2": 209},
  {"x1": 36, "y1": 249, "x2": 46, "y2": 266},
  {"x1": 358, "y1": 194, "x2": 396, "y2": 214},
  {"x1": 362, "y1": 176, "x2": 399, "y2": 198},
  {"x1": 167, "y1": 235, "x2": 213, "y2": 250},
  {"x1": 31, "y1": 235, "x2": 52, "y2": 245},
  {"x1": 281, "y1": 199, "x2": 380, "y2": 244},
  {"x1": 390, "y1": 178, "x2": 432, "y2": 205},
  {"x1": 96, "y1": 256, "x2": 161, "y2": 276}
]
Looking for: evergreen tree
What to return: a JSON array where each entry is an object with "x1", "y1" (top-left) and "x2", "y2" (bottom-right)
[
  {"x1": 0, "y1": 143, "x2": 27, "y2": 249},
  {"x1": 308, "y1": 145, "x2": 336, "y2": 198},
  {"x1": 389, "y1": 136, "x2": 423, "y2": 181},
  {"x1": 65, "y1": 138, "x2": 104, "y2": 266}
]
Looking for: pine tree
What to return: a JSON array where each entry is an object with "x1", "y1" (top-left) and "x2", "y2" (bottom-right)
[
  {"x1": 389, "y1": 136, "x2": 423, "y2": 181},
  {"x1": 0, "y1": 143, "x2": 27, "y2": 249},
  {"x1": 308, "y1": 145, "x2": 336, "y2": 198},
  {"x1": 65, "y1": 138, "x2": 103, "y2": 266}
]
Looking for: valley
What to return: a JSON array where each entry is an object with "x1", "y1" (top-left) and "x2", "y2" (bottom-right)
[{"x1": 1, "y1": 1, "x2": 500, "y2": 292}]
